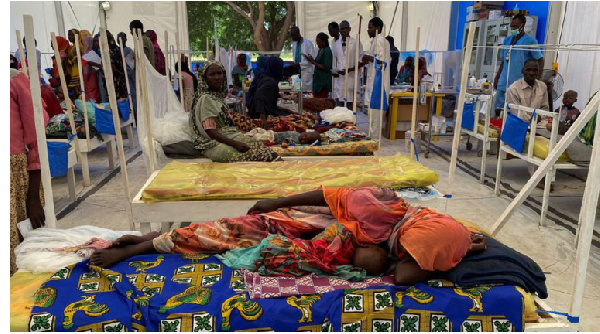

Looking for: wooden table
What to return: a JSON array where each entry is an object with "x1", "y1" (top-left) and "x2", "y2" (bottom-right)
[{"x1": 386, "y1": 92, "x2": 446, "y2": 140}]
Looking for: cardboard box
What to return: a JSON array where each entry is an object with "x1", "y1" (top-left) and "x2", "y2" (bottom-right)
[
  {"x1": 488, "y1": 10, "x2": 504, "y2": 20},
  {"x1": 473, "y1": 1, "x2": 504, "y2": 11}
]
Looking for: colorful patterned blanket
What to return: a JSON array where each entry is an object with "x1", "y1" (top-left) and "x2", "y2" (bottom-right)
[
  {"x1": 272, "y1": 140, "x2": 379, "y2": 156},
  {"x1": 29, "y1": 254, "x2": 527, "y2": 331},
  {"x1": 141, "y1": 154, "x2": 439, "y2": 203}
]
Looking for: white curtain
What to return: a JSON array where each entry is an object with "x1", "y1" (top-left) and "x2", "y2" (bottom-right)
[{"x1": 557, "y1": 1, "x2": 600, "y2": 109}]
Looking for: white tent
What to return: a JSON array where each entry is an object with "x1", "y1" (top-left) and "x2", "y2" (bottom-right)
[{"x1": 10, "y1": 1, "x2": 189, "y2": 78}]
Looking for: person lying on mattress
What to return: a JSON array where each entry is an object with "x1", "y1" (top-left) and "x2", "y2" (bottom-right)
[
  {"x1": 189, "y1": 60, "x2": 280, "y2": 162},
  {"x1": 90, "y1": 187, "x2": 486, "y2": 286}
]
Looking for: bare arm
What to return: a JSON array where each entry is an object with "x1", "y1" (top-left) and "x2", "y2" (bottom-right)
[
  {"x1": 247, "y1": 189, "x2": 327, "y2": 214},
  {"x1": 393, "y1": 259, "x2": 434, "y2": 286},
  {"x1": 493, "y1": 61, "x2": 504, "y2": 89},
  {"x1": 205, "y1": 129, "x2": 249, "y2": 153},
  {"x1": 27, "y1": 169, "x2": 45, "y2": 228}
]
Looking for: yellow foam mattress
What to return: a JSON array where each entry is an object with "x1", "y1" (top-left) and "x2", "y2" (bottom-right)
[
  {"x1": 10, "y1": 271, "x2": 53, "y2": 332},
  {"x1": 142, "y1": 154, "x2": 439, "y2": 203}
]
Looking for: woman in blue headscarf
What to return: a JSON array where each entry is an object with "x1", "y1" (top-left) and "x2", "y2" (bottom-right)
[{"x1": 247, "y1": 57, "x2": 291, "y2": 128}]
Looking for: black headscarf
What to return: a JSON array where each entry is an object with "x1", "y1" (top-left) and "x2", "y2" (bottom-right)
[{"x1": 263, "y1": 57, "x2": 283, "y2": 82}]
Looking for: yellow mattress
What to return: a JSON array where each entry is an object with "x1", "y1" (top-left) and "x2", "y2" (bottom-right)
[
  {"x1": 271, "y1": 140, "x2": 379, "y2": 156},
  {"x1": 142, "y1": 154, "x2": 439, "y2": 203},
  {"x1": 10, "y1": 271, "x2": 53, "y2": 332}
]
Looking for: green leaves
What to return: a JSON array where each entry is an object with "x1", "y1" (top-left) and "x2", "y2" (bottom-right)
[{"x1": 30, "y1": 314, "x2": 52, "y2": 331}]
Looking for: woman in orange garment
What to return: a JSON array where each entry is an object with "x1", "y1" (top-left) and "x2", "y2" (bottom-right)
[{"x1": 90, "y1": 187, "x2": 485, "y2": 286}]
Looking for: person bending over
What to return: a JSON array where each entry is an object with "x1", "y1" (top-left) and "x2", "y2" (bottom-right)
[
  {"x1": 247, "y1": 57, "x2": 291, "y2": 128},
  {"x1": 91, "y1": 187, "x2": 485, "y2": 285}
]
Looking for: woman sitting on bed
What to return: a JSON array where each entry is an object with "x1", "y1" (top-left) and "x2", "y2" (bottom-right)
[
  {"x1": 91, "y1": 187, "x2": 485, "y2": 285},
  {"x1": 189, "y1": 61, "x2": 280, "y2": 163}
]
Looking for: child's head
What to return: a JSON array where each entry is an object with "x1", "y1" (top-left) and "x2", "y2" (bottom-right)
[
  {"x1": 563, "y1": 90, "x2": 578, "y2": 107},
  {"x1": 353, "y1": 245, "x2": 389, "y2": 276},
  {"x1": 299, "y1": 131, "x2": 321, "y2": 144}
]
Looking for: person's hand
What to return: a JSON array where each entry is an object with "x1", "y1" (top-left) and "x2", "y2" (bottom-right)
[
  {"x1": 26, "y1": 196, "x2": 45, "y2": 229},
  {"x1": 332, "y1": 72, "x2": 339, "y2": 78},
  {"x1": 546, "y1": 117, "x2": 553, "y2": 131},
  {"x1": 304, "y1": 54, "x2": 315, "y2": 64},
  {"x1": 247, "y1": 199, "x2": 282, "y2": 214},
  {"x1": 234, "y1": 142, "x2": 250, "y2": 153},
  {"x1": 338, "y1": 69, "x2": 346, "y2": 76}
]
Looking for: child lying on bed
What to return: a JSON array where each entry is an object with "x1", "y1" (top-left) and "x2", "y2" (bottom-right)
[{"x1": 90, "y1": 187, "x2": 486, "y2": 285}]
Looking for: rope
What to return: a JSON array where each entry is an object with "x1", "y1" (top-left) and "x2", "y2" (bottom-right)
[
  {"x1": 67, "y1": 1, "x2": 82, "y2": 30},
  {"x1": 388, "y1": 1, "x2": 400, "y2": 32}
]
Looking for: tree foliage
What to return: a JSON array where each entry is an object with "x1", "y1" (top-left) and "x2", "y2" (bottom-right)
[{"x1": 187, "y1": 1, "x2": 294, "y2": 52}]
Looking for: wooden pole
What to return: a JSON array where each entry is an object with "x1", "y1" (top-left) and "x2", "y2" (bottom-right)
[
  {"x1": 16, "y1": 30, "x2": 28, "y2": 77},
  {"x1": 24, "y1": 15, "x2": 57, "y2": 229},
  {"x1": 99, "y1": 27, "x2": 134, "y2": 230},
  {"x1": 344, "y1": 36, "x2": 350, "y2": 103},
  {"x1": 491, "y1": 92, "x2": 600, "y2": 235},
  {"x1": 164, "y1": 31, "x2": 170, "y2": 81},
  {"x1": 378, "y1": 27, "x2": 386, "y2": 147},
  {"x1": 74, "y1": 33, "x2": 91, "y2": 149},
  {"x1": 445, "y1": 21, "x2": 476, "y2": 211},
  {"x1": 352, "y1": 14, "x2": 362, "y2": 112},
  {"x1": 50, "y1": 32, "x2": 82, "y2": 163},
  {"x1": 176, "y1": 32, "x2": 184, "y2": 108},
  {"x1": 135, "y1": 29, "x2": 156, "y2": 173},
  {"x1": 410, "y1": 27, "x2": 420, "y2": 160},
  {"x1": 118, "y1": 38, "x2": 135, "y2": 130},
  {"x1": 568, "y1": 104, "x2": 600, "y2": 331},
  {"x1": 206, "y1": 36, "x2": 210, "y2": 61}
]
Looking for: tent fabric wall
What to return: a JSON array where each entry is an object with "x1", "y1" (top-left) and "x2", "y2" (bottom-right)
[
  {"x1": 297, "y1": 2, "x2": 373, "y2": 49},
  {"x1": 556, "y1": 1, "x2": 600, "y2": 109},
  {"x1": 10, "y1": 1, "x2": 60, "y2": 78},
  {"x1": 11, "y1": 1, "x2": 187, "y2": 73},
  {"x1": 405, "y1": 1, "x2": 452, "y2": 52}
]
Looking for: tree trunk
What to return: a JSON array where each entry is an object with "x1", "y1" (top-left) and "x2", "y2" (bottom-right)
[{"x1": 225, "y1": 1, "x2": 294, "y2": 52}]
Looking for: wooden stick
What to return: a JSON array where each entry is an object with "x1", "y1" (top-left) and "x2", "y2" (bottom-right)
[
  {"x1": 74, "y1": 33, "x2": 91, "y2": 149},
  {"x1": 24, "y1": 15, "x2": 57, "y2": 229},
  {"x1": 352, "y1": 14, "x2": 362, "y2": 112},
  {"x1": 491, "y1": 91, "x2": 600, "y2": 235},
  {"x1": 135, "y1": 29, "x2": 156, "y2": 173},
  {"x1": 16, "y1": 30, "x2": 28, "y2": 77},
  {"x1": 344, "y1": 36, "x2": 350, "y2": 103},
  {"x1": 164, "y1": 31, "x2": 170, "y2": 81},
  {"x1": 410, "y1": 27, "x2": 420, "y2": 160},
  {"x1": 446, "y1": 21, "x2": 476, "y2": 211},
  {"x1": 378, "y1": 26, "x2": 386, "y2": 146},
  {"x1": 176, "y1": 32, "x2": 184, "y2": 108},
  {"x1": 99, "y1": 27, "x2": 134, "y2": 230},
  {"x1": 206, "y1": 36, "x2": 210, "y2": 61},
  {"x1": 568, "y1": 104, "x2": 600, "y2": 330},
  {"x1": 50, "y1": 32, "x2": 82, "y2": 163},
  {"x1": 118, "y1": 37, "x2": 134, "y2": 129}
]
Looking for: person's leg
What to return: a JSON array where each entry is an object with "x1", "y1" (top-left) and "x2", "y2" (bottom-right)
[
  {"x1": 393, "y1": 259, "x2": 434, "y2": 286},
  {"x1": 90, "y1": 239, "x2": 156, "y2": 268},
  {"x1": 494, "y1": 90, "x2": 506, "y2": 117}
]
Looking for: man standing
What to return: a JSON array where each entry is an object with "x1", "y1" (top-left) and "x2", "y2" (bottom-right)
[
  {"x1": 14, "y1": 37, "x2": 42, "y2": 75},
  {"x1": 493, "y1": 14, "x2": 544, "y2": 112},
  {"x1": 328, "y1": 22, "x2": 344, "y2": 106},
  {"x1": 386, "y1": 36, "x2": 399, "y2": 86},
  {"x1": 288, "y1": 26, "x2": 315, "y2": 92},
  {"x1": 336, "y1": 20, "x2": 363, "y2": 109},
  {"x1": 361, "y1": 17, "x2": 390, "y2": 134}
]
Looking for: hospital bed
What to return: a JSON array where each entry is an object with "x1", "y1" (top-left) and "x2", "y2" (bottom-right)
[
  {"x1": 130, "y1": 155, "x2": 439, "y2": 233},
  {"x1": 495, "y1": 103, "x2": 588, "y2": 226},
  {"x1": 460, "y1": 93, "x2": 498, "y2": 183}
]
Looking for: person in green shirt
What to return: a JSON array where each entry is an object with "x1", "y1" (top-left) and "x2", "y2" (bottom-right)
[
  {"x1": 231, "y1": 53, "x2": 249, "y2": 94},
  {"x1": 305, "y1": 32, "x2": 333, "y2": 98}
]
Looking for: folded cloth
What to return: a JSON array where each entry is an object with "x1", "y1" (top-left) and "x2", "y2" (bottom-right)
[
  {"x1": 240, "y1": 269, "x2": 395, "y2": 299},
  {"x1": 320, "y1": 107, "x2": 356, "y2": 124},
  {"x1": 442, "y1": 236, "x2": 548, "y2": 298}
]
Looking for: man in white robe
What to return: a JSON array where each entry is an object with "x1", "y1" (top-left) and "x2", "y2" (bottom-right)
[{"x1": 289, "y1": 26, "x2": 316, "y2": 92}]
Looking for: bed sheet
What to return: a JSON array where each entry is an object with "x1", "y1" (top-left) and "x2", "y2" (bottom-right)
[
  {"x1": 27, "y1": 254, "x2": 529, "y2": 332},
  {"x1": 141, "y1": 154, "x2": 439, "y2": 203},
  {"x1": 272, "y1": 140, "x2": 379, "y2": 156},
  {"x1": 11, "y1": 271, "x2": 53, "y2": 332}
]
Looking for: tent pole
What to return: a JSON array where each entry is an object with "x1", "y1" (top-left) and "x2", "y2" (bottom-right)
[
  {"x1": 16, "y1": 30, "x2": 28, "y2": 77},
  {"x1": 568, "y1": 104, "x2": 600, "y2": 332},
  {"x1": 410, "y1": 27, "x2": 421, "y2": 160},
  {"x1": 24, "y1": 15, "x2": 57, "y2": 229},
  {"x1": 74, "y1": 33, "x2": 91, "y2": 150},
  {"x1": 445, "y1": 21, "x2": 477, "y2": 212}
]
